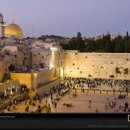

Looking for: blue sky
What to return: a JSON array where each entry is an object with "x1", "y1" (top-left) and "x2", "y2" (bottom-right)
[{"x1": 0, "y1": 0, "x2": 130, "y2": 37}]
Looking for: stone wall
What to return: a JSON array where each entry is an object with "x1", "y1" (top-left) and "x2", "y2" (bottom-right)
[
  {"x1": 36, "y1": 79, "x2": 60, "y2": 97},
  {"x1": 62, "y1": 51, "x2": 130, "y2": 80},
  {"x1": 10, "y1": 68, "x2": 56, "y2": 90},
  {"x1": 10, "y1": 73, "x2": 32, "y2": 89},
  {"x1": 35, "y1": 68, "x2": 56, "y2": 89}
]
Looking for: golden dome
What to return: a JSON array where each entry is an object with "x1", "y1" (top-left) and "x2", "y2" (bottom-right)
[{"x1": 5, "y1": 23, "x2": 23, "y2": 37}]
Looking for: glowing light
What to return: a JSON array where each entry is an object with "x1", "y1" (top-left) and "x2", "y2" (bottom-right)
[
  {"x1": 50, "y1": 47, "x2": 58, "y2": 51},
  {"x1": 60, "y1": 67, "x2": 64, "y2": 78},
  {"x1": 34, "y1": 73, "x2": 38, "y2": 77},
  {"x1": 10, "y1": 90, "x2": 13, "y2": 95},
  {"x1": 49, "y1": 47, "x2": 56, "y2": 69},
  {"x1": 4, "y1": 90, "x2": 7, "y2": 96},
  {"x1": 49, "y1": 64, "x2": 54, "y2": 69}
]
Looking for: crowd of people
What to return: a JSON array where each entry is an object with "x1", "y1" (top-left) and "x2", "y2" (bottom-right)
[
  {"x1": 43, "y1": 82, "x2": 70, "y2": 98},
  {"x1": 0, "y1": 84, "x2": 29, "y2": 112},
  {"x1": 63, "y1": 77, "x2": 130, "y2": 92},
  {"x1": 0, "y1": 84, "x2": 29, "y2": 101},
  {"x1": 0, "y1": 77, "x2": 130, "y2": 113},
  {"x1": 24, "y1": 101, "x2": 43, "y2": 113},
  {"x1": 25, "y1": 77, "x2": 130, "y2": 113},
  {"x1": 0, "y1": 81, "x2": 71, "y2": 113},
  {"x1": 104, "y1": 96, "x2": 130, "y2": 112}
]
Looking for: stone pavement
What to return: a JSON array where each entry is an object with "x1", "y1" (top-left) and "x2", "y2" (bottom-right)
[
  {"x1": 3, "y1": 89, "x2": 130, "y2": 113},
  {"x1": 53, "y1": 89, "x2": 130, "y2": 113}
]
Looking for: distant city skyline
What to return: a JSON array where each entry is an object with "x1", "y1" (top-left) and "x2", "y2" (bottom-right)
[{"x1": 0, "y1": 0, "x2": 130, "y2": 37}]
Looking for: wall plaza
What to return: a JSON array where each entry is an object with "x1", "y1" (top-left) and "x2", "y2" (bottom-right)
[
  {"x1": 0, "y1": 49, "x2": 130, "y2": 113},
  {"x1": 0, "y1": 13, "x2": 130, "y2": 113}
]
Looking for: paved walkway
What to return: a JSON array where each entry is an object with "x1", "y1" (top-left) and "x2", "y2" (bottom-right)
[
  {"x1": 53, "y1": 89, "x2": 130, "y2": 113},
  {"x1": 3, "y1": 89, "x2": 130, "y2": 113}
]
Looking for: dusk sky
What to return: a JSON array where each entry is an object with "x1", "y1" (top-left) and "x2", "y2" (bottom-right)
[{"x1": 0, "y1": 0, "x2": 130, "y2": 37}]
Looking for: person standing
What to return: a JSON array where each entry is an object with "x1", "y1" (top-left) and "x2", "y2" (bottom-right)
[
  {"x1": 51, "y1": 95, "x2": 53, "y2": 101},
  {"x1": 46, "y1": 99, "x2": 47, "y2": 105},
  {"x1": 25, "y1": 105, "x2": 29, "y2": 112},
  {"x1": 54, "y1": 101, "x2": 57, "y2": 112},
  {"x1": 39, "y1": 97, "x2": 41, "y2": 103},
  {"x1": 54, "y1": 102, "x2": 57, "y2": 108},
  {"x1": 89, "y1": 99, "x2": 91, "y2": 104},
  {"x1": 107, "y1": 96, "x2": 109, "y2": 101}
]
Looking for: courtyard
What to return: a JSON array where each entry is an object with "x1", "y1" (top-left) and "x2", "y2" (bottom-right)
[
  {"x1": 3, "y1": 89, "x2": 130, "y2": 113},
  {"x1": 52, "y1": 89, "x2": 130, "y2": 113}
]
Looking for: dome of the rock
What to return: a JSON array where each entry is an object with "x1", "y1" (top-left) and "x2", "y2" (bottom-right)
[{"x1": 5, "y1": 23, "x2": 23, "y2": 38}]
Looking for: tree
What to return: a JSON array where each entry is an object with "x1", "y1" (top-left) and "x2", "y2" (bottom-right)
[
  {"x1": 67, "y1": 32, "x2": 85, "y2": 52},
  {"x1": 103, "y1": 34, "x2": 111, "y2": 52},
  {"x1": 69, "y1": 37, "x2": 77, "y2": 50},
  {"x1": 60, "y1": 43, "x2": 69, "y2": 50},
  {"x1": 124, "y1": 31, "x2": 130, "y2": 53},
  {"x1": 113, "y1": 35, "x2": 124, "y2": 53},
  {"x1": 76, "y1": 32, "x2": 85, "y2": 52},
  {"x1": 59, "y1": 32, "x2": 130, "y2": 53},
  {"x1": 86, "y1": 38, "x2": 97, "y2": 52}
]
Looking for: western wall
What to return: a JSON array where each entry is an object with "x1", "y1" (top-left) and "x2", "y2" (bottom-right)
[{"x1": 62, "y1": 51, "x2": 130, "y2": 80}]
